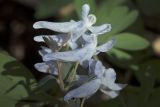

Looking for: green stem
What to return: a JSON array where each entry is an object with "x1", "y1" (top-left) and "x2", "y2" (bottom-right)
[
  {"x1": 64, "y1": 62, "x2": 79, "y2": 91},
  {"x1": 80, "y1": 98, "x2": 85, "y2": 107},
  {"x1": 70, "y1": 62, "x2": 79, "y2": 82},
  {"x1": 93, "y1": 55, "x2": 99, "y2": 60},
  {"x1": 57, "y1": 62, "x2": 65, "y2": 91},
  {"x1": 74, "y1": 62, "x2": 79, "y2": 73}
]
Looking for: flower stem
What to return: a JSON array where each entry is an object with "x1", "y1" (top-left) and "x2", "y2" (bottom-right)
[
  {"x1": 64, "y1": 62, "x2": 79, "y2": 91},
  {"x1": 93, "y1": 55, "x2": 99, "y2": 60},
  {"x1": 70, "y1": 62, "x2": 79, "y2": 82},
  {"x1": 74, "y1": 62, "x2": 79, "y2": 73},
  {"x1": 80, "y1": 98, "x2": 85, "y2": 107},
  {"x1": 57, "y1": 61, "x2": 65, "y2": 91},
  {"x1": 71, "y1": 62, "x2": 79, "y2": 81}
]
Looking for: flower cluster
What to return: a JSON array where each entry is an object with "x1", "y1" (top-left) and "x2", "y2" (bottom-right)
[{"x1": 33, "y1": 4, "x2": 126, "y2": 101}]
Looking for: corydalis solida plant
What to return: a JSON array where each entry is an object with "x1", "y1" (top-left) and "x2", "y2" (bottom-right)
[{"x1": 33, "y1": 3, "x2": 126, "y2": 106}]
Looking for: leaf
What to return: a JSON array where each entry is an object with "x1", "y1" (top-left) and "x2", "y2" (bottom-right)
[
  {"x1": 61, "y1": 62, "x2": 73, "y2": 80},
  {"x1": 107, "y1": 48, "x2": 133, "y2": 68},
  {"x1": 64, "y1": 63, "x2": 78, "y2": 83},
  {"x1": 35, "y1": 75, "x2": 60, "y2": 96},
  {"x1": 96, "y1": 0, "x2": 138, "y2": 44},
  {"x1": 114, "y1": 33, "x2": 149, "y2": 51},
  {"x1": 0, "y1": 52, "x2": 37, "y2": 107}
]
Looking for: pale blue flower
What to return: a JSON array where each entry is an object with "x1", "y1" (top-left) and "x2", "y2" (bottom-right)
[
  {"x1": 34, "y1": 61, "x2": 58, "y2": 75},
  {"x1": 42, "y1": 33, "x2": 115, "y2": 64},
  {"x1": 38, "y1": 46, "x2": 52, "y2": 56},
  {"x1": 33, "y1": 4, "x2": 111, "y2": 49},
  {"x1": 64, "y1": 60, "x2": 126, "y2": 100},
  {"x1": 34, "y1": 34, "x2": 70, "y2": 47}
]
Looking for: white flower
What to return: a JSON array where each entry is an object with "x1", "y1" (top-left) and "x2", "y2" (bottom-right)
[
  {"x1": 34, "y1": 34, "x2": 70, "y2": 47},
  {"x1": 33, "y1": 4, "x2": 111, "y2": 49},
  {"x1": 34, "y1": 46, "x2": 59, "y2": 75},
  {"x1": 64, "y1": 60, "x2": 126, "y2": 101},
  {"x1": 34, "y1": 61, "x2": 58, "y2": 75},
  {"x1": 38, "y1": 46, "x2": 52, "y2": 56},
  {"x1": 42, "y1": 34, "x2": 115, "y2": 64}
]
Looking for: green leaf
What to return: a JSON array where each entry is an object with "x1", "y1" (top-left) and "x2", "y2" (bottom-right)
[
  {"x1": 64, "y1": 63, "x2": 78, "y2": 83},
  {"x1": 114, "y1": 33, "x2": 149, "y2": 51},
  {"x1": 107, "y1": 48, "x2": 133, "y2": 68},
  {"x1": 61, "y1": 62, "x2": 73, "y2": 80},
  {"x1": 97, "y1": 6, "x2": 138, "y2": 34},
  {"x1": 96, "y1": 0, "x2": 138, "y2": 44},
  {"x1": 35, "y1": 75, "x2": 60, "y2": 97},
  {"x1": 0, "y1": 52, "x2": 37, "y2": 107}
]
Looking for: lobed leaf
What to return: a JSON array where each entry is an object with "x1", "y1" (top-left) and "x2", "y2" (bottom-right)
[{"x1": 114, "y1": 33, "x2": 149, "y2": 51}]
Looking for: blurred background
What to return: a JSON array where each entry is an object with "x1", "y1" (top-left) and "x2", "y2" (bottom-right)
[{"x1": 0, "y1": 0, "x2": 160, "y2": 107}]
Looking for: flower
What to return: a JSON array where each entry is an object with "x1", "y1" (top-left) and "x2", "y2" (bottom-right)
[
  {"x1": 33, "y1": 3, "x2": 126, "y2": 102},
  {"x1": 34, "y1": 34, "x2": 70, "y2": 47},
  {"x1": 33, "y1": 4, "x2": 111, "y2": 49},
  {"x1": 34, "y1": 61, "x2": 58, "y2": 75},
  {"x1": 42, "y1": 34, "x2": 115, "y2": 64},
  {"x1": 33, "y1": 46, "x2": 58, "y2": 75},
  {"x1": 64, "y1": 60, "x2": 126, "y2": 101}
]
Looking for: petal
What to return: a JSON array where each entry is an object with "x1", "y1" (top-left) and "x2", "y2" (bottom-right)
[
  {"x1": 34, "y1": 62, "x2": 49, "y2": 73},
  {"x1": 89, "y1": 24, "x2": 111, "y2": 35},
  {"x1": 34, "y1": 34, "x2": 70, "y2": 46},
  {"x1": 100, "y1": 89, "x2": 119, "y2": 99},
  {"x1": 33, "y1": 21, "x2": 77, "y2": 32},
  {"x1": 34, "y1": 62, "x2": 58, "y2": 75},
  {"x1": 88, "y1": 59, "x2": 96, "y2": 72},
  {"x1": 101, "y1": 68, "x2": 126, "y2": 91},
  {"x1": 82, "y1": 34, "x2": 97, "y2": 44},
  {"x1": 45, "y1": 61, "x2": 58, "y2": 75},
  {"x1": 96, "y1": 39, "x2": 115, "y2": 54},
  {"x1": 43, "y1": 43, "x2": 95, "y2": 62},
  {"x1": 34, "y1": 35, "x2": 45, "y2": 42},
  {"x1": 82, "y1": 4, "x2": 90, "y2": 21},
  {"x1": 93, "y1": 60, "x2": 105, "y2": 77},
  {"x1": 64, "y1": 79, "x2": 101, "y2": 101},
  {"x1": 87, "y1": 14, "x2": 96, "y2": 26},
  {"x1": 71, "y1": 31, "x2": 84, "y2": 42},
  {"x1": 68, "y1": 40, "x2": 78, "y2": 50},
  {"x1": 80, "y1": 60, "x2": 90, "y2": 69},
  {"x1": 38, "y1": 46, "x2": 52, "y2": 56},
  {"x1": 88, "y1": 59, "x2": 105, "y2": 77}
]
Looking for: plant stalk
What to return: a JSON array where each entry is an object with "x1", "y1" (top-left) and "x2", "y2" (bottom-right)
[
  {"x1": 57, "y1": 61, "x2": 65, "y2": 91},
  {"x1": 80, "y1": 98, "x2": 85, "y2": 107}
]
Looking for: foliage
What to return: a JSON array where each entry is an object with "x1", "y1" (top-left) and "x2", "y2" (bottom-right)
[{"x1": 0, "y1": 52, "x2": 36, "y2": 107}]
